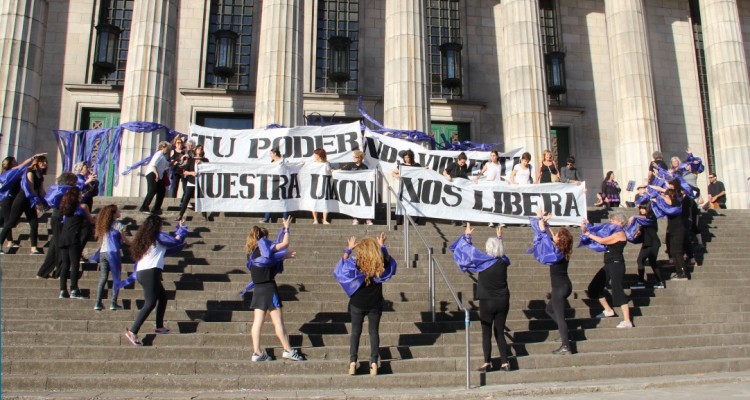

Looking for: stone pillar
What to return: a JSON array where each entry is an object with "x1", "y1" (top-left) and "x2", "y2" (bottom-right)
[
  {"x1": 254, "y1": 0, "x2": 303, "y2": 128},
  {"x1": 0, "y1": 0, "x2": 47, "y2": 159},
  {"x1": 604, "y1": 0, "x2": 660, "y2": 188},
  {"x1": 115, "y1": 0, "x2": 178, "y2": 196},
  {"x1": 383, "y1": 0, "x2": 430, "y2": 132},
  {"x1": 498, "y1": 0, "x2": 549, "y2": 161},
  {"x1": 699, "y1": 0, "x2": 750, "y2": 208}
]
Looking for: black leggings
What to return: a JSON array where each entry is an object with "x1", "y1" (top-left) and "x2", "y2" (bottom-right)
[
  {"x1": 669, "y1": 223, "x2": 688, "y2": 277},
  {"x1": 349, "y1": 303, "x2": 382, "y2": 364},
  {"x1": 58, "y1": 244, "x2": 81, "y2": 292},
  {"x1": 588, "y1": 262, "x2": 627, "y2": 307},
  {"x1": 0, "y1": 197, "x2": 14, "y2": 242},
  {"x1": 479, "y1": 295, "x2": 510, "y2": 364},
  {"x1": 178, "y1": 186, "x2": 195, "y2": 219},
  {"x1": 0, "y1": 192, "x2": 38, "y2": 247},
  {"x1": 130, "y1": 268, "x2": 168, "y2": 334},
  {"x1": 140, "y1": 173, "x2": 166, "y2": 213},
  {"x1": 546, "y1": 281, "x2": 572, "y2": 347},
  {"x1": 637, "y1": 245, "x2": 663, "y2": 283}
]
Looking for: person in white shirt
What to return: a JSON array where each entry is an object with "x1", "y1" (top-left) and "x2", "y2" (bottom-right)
[
  {"x1": 510, "y1": 152, "x2": 533, "y2": 185},
  {"x1": 139, "y1": 141, "x2": 171, "y2": 215},
  {"x1": 124, "y1": 215, "x2": 188, "y2": 346}
]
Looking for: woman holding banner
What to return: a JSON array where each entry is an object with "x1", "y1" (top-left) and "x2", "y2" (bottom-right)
[
  {"x1": 311, "y1": 148, "x2": 332, "y2": 224},
  {"x1": 509, "y1": 152, "x2": 533, "y2": 185},
  {"x1": 334, "y1": 232, "x2": 396, "y2": 375}
]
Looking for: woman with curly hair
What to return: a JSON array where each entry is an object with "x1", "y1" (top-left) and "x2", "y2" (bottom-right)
[
  {"x1": 0, "y1": 155, "x2": 48, "y2": 254},
  {"x1": 334, "y1": 232, "x2": 397, "y2": 376},
  {"x1": 57, "y1": 187, "x2": 95, "y2": 299},
  {"x1": 450, "y1": 223, "x2": 511, "y2": 371},
  {"x1": 529, "y1": 208, "x2": 574, "y2": 355},
  {"x1": 244, "y1": 217, "x2": 303, "y2": 361},
  {"x1": 93, "y1": 205, "x2": 131, "y2": 311},
  {"x1": 124, "y1": 216, "x2": 188, "y2": 346}
]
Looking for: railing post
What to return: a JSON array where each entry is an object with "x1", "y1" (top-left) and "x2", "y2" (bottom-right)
[
  {"x1": 384, "y1": 169, "x2": 392, "y2": 231},
  {"x1": 404, "y1": 215, "x2": 409, "y2": 267},
  {"x1": 465, "y1": 309, "x2": 471, "y2": 389},
  {"x1": 428, "y1": 247, "x2": 435, "y2": 322}
]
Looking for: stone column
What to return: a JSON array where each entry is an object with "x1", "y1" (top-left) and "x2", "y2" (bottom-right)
[
  {"x1": 0, "y1": 0, "x2": 48, "y2": 159},
  {"x1": 254, "y1": 0, "x2": 303, "y2": 128},
  {"x1": 383, "y1": 0, "x2": 430, "y2": 132},
  {"x1": 699, "y1": 0, "x2": 750, "y2": 208},
  {"x1": 604, "y1": 0, "x2": 660, "y2": 188},
  {"x1": 498, "y1": 0, "x2": 549, "y2": 161},
  {"x1": 115, "y1": 0, "x2": 178, "y2": 196}
]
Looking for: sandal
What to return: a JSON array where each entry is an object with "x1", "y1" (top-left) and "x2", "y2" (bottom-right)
[{"x1": 125, "y1": 330, "x2": 143, "y2": 346}]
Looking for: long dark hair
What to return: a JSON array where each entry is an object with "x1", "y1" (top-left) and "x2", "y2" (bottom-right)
[
  {"x1": 130, "y1": 215, "x2": 163, "y2": 261},
  {"x1": 604, "y1": 171, "x2": 614, "y2": 182},
  {"x1": 95, "y1": 205, "x2": 119, "y2": 242},
  {"x1": 59, "y1": 187, "x2": 81, "y2": 217},
  {"x1": 2, "y1": 156, "x2": 16, "y2": 172}
]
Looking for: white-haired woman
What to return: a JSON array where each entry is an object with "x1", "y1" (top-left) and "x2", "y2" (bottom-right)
[
  {"x1": 450, "y1": 223, "x2": 511, "y2": 372},
  {"x1": 582, "y1": 211, "x2": 632, "y2": 328}
]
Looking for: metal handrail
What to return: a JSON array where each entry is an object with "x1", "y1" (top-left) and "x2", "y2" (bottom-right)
[{"x1": 379, "y1": 168, "x2": 472, "y2": 389}]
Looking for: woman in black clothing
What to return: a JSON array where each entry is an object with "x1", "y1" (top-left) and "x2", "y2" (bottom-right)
[
  {"x1": 334, "y1": 232, "x2": 396, "y2": 375},
  {"x1": 0, "y1": 154, "x2": 39, "y2": 249},
  {"x1": 631, "y1": 203, "x2": 665, "y2": 288},
  {"x1": 536, "y1": 149, "x2": 559, "y2": 183},
  {"x1": 176, "y1": 148, "x2": 209, "y2": 221},
  {"x1": 169, "y1": 137, "x2": 186, "y2": 198},
  {"x1": 0, "y1": 155, "x2": 47, "y2": 254},
  {"x1": 450, "y1": 223, "x2": 510, "y2": 371},
  {"x1": 57, "y1": 187, "x2": 95, "y2": 299},
  {"x1": 582, "y1": 211, "x2": 633, "y2": 328},
  {"x1": 659, "y1": 179, "x2": 691, "y2": 280},
  {"x1": 529, "y1": 208, "x2": 574, "y2": 355}
]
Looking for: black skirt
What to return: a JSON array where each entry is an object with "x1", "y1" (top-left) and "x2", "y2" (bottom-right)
[{"x1": 249, "y1": 281, "x2": 282, "y2": 310}]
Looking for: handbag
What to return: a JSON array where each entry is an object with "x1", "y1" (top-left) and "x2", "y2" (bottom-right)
[{"x1": 548, "y1": 165, "x2": 560, "y2": 182}]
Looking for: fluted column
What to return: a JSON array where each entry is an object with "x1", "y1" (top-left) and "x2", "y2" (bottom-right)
[
  {"x1": 115, "y1": 0, "x2": 178, "y2": 196},
  {"x1": 0, "y1": 0, "x2": 47, "y2": 159},
  {"x1": 383, "y1": 0, "x2": 430, "y2": 132},
  {"x1": 498, "y1": 0, "x2": 549, "y2": 160},
  {"x1": 604, "y1": 0, "x2": 660, "y2": 188},
  {"x1": 254, "y1": 0, "x2": 303, "y2": 128},
  {"x1": 699, "y1": 0, "x2": 750, "y2": 208}
]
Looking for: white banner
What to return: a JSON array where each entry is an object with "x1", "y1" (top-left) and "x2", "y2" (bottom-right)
[
  {"x1": 362, "y1": 128, "x2": 524, "y2": 178},
  {"x1": 397, "y1": 166, "x2": 587, "y2": 226},
  {"x1": 188, "y1": 122, "x2": 363, "y2": 164},
  {"x1": 195, "y1": 161, "x2": 376, "y2": 219}
]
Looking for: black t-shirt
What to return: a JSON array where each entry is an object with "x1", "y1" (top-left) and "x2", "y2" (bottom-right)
[
  {"x1": 445, "y1": 162, "x2": 469, "y2": 179},
  {"x1": 476, "y1": 258, "x2": 509, "y2": 299},
  {"x1": 604, "y1": 241, "x2": 626, "y2": 264},
  {"x1": 184, "y1": 157, "x2": 209, "y2": 185},
  {"x1": 708, "y1": 181, "x2": 726, "y2": 205},
  {"x1": 641, "y1": 223, "x2": 660, "y2": 248},
  {"x1": 58, "y1": 214, "x2": 85, "y2": 247},
  {"x1": 249, "y1": 248, "x2": 276, "y2": 285},
  {"x1": 341, "y1": 162, "x2": 368, "y2": 171},
  {"x1": 350, "y1": 280, "x2": 384, "y2": 310}
]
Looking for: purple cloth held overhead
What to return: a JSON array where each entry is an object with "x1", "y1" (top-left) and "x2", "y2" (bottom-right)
[
  {"x1": 450, "y1": 233, "x2": 510, "y2": 273},
  {"x1": 578, "y1": 222, "x2": 624, "y2": 253},
  {"x1": 527, "y1": 217, "x2": 565, "y2": 265},
  {"x1": 241, "y1": 228, "x2": 288, "y2": 296}
]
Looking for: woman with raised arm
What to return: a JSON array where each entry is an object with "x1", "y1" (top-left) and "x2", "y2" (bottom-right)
[
  {"x1": 0, "y1": 154, "x2": 43, "y2": 250},
  {"x1": 244, "y1": 217, "x2": 304, "y2": 361},
  {"x1": 334, "y1": 232, "x2": 396, "y2": 376},
  {"x1": 124, "y1": 216, "x2": 188, "y2": 346},
  {"x1": 581, "y1": 212, "x2": 633, "y2": 328},
  {"x1": 0, "y1": 155, "x2": 48, "y2": 254},
  {"x1": 93, "y1": 204, "x2": 131, "y2": 311},
  {"x1": 450, "y1": 223, "x2": 511, "y2": 371},
  {"x1": 528, "y1": 209, "x2": 574, "y2": 355}
]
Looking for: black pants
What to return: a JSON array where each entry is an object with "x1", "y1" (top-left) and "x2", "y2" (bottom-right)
[
  {"x1": 479, "y1": 295, "x2": 510, "y2": 364},
  {"x1": 169, "y1": 172, "x2": 183, "y2": 198},
  {"x1": 588, "y1": 262, "x2": 627, "y2": 307},
  {"x1": 140, "y1": 173, "x2": 165, "y2": 213},
  {"x1": 637, "y1": 245, "x2": 663, "y2": 283},
  {"x1": 37, "y1": 209, "x2": 60, "y2": 278},
  {"x1": 58, "y1": 244, "x2": 81, "y2": 292},
  {"x1": 178, "y1": 185, "x2": 194, "y2": 219},
  {"x1": 0, "y1": 192, "x2": 38, "y2": 247},
  {"x1": 546, "y1": 281, "x2": 572, "y2": 348},
  {"x1": 349, "y1": 303, "x2": 382, "y2": 364},
  {"x1": 669, "y1": 223, "x2": 689, "y2": 277},
  {"x1": 130, "y1": 268, "x2": 168, "y2": 334},
  {"x1": 0, "y1": 197, "x2": 14, "y2": 242}
]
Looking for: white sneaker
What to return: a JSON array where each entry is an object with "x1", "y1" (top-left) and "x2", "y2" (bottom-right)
[
  {"x1": 616, "y1": 320, "x2": 633, "y2": 329},
  {"x1": 352, "y1": 219, "x2": 360, "y2": 225},
  {"x1": 282, "y1": 349, "x2": 305, "y2": 361},
  {"x1": 365, "y1": 220, "x2": 374, "y2": 225},
  {"x1": 252, "y1": 351, "x2": 271, "y2": 362}
]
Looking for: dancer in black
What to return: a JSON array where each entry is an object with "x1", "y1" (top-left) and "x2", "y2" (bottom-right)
[
  {"x1": 176, "y1": 147, "x2": 209, "y2": 221},
  {"x1": 36, "y1": 172, "x2": 79, "y2": 279},
  {"x1": 631, "y1": 203, "x2": 665, "y2": 288},
  {"x1": 529, "y1": 209, "x2": 574, "y2": 355},
  {"x1": 0, "y1": 154, "x2": 41, "y2": 250},
  {"x1": 57, "y1": 187, "x2": 95, "y2": 299},
  {"x1": 0, "y1": 155, "x2": 48, "y2": 254},
  {"x1": 335, "y1": 232, "x2": 396, "y2": 375},
  {"x1": 582, "y1": 212, "x2": 633, "y2": 328},
  {"x1": 450, "y1": 223, "x2": 511, "y2": 371},
  {"x1": 660, "y1": 179, "x2": 691, "y2": 280}
]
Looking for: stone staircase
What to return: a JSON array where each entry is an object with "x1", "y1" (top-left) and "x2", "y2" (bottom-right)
[{"x1": 2, "y1": 198, "x2": 750, "y2": 395}]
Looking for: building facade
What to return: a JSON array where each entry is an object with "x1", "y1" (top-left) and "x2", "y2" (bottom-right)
[{"x1": 1, "y1": 0, "x2": 749, "y2": 207}]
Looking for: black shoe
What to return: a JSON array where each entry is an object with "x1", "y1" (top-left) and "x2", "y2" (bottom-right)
[
  {"x1": 151, "y1": 209, "x2": 163, "y2": 216},
  {"x1": 59, "y1": 291, "x2": 70, "y2": 299},
  {"x1": 552, "y1": 345, "x2": 571, "y2": 355}
]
